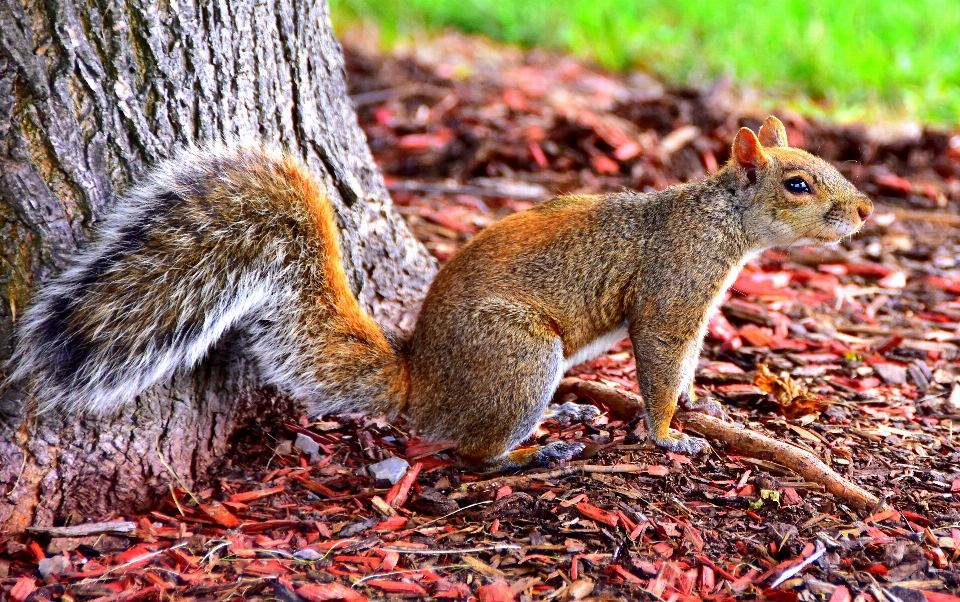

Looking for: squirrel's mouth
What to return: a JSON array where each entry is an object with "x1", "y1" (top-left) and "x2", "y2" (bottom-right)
[
  {"x1": 812, "y1": 231, "x2": 846, "y2": 243},
  {"x1": 808, "y1": 214, "x2": 864, "y2": 243},
  {"x1": 819, "y1": 236, "x2": 845, "y2": 245},
  {"x1": 796, "y1": 229, "x2": 849, "y2": 246}
]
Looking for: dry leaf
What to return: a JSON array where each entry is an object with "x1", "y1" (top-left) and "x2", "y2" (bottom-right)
[{"x1": 754, "y1": 364, "x2": 825, "y2": 418}]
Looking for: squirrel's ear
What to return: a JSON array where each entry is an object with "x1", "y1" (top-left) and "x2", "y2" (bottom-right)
[
  {"x1": 758, "y1": 116, "x2": 788, "y2": 148},
  {"x1": 733, "y1": 127, "x2": 768, "y2": 170}
]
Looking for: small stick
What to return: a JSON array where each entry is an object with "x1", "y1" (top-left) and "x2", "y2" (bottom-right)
[
  {"x1": 26, "y1": 521, "x2": 137, "y2": 537},
  {"x1": 387, "y1": 181, "x2": 547, "y2": 202},
  {"x1": 468, "y1": 463, "x2": 642, "y2": 489},
  {"x1": 377, "y1": 543, "x2": 520, "y2": 555},
  {"x1": 890, "y1": 208, "x2": 960, "y2": 226},
  {"x1": 385, "y1": 462, "x2": 422, "y2": 508},
  {"x1": 769, "y1": 541, "x2": 827, "y2": 588}
]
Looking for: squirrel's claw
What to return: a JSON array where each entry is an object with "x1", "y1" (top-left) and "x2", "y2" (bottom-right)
[{"x1": 652, "y1": 431, "x2": 710, "y2": 456}]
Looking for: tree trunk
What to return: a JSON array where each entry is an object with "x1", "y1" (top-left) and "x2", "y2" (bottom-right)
[{"x1": 0, "y1": 0, "x2": 436, "y2": 533}]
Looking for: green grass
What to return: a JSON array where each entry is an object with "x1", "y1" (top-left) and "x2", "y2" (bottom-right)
[{"x1": 331, "y1": 0, "x2": 960, "y2": 126}]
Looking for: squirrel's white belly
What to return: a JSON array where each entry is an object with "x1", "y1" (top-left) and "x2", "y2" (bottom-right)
[{"x1": 563, "y1": 324, "x2": 629, "y2": 371}]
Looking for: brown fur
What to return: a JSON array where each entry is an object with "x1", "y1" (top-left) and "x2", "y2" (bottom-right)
[
  {"x1": 10, "y1": 118, "x2": 872, "y2": 472},
  {"x1": 404, "y1": 117, "x2": 871, "y2": 467}
]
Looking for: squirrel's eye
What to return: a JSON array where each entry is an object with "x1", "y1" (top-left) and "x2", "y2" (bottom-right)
[{"x1": 784, "y1": 176, "x2": 812, "y2": 195}]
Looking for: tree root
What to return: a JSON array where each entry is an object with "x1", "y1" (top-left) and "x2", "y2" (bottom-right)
[{"x1": 555, "y1": 377, "x2": 884, "y2": 512}]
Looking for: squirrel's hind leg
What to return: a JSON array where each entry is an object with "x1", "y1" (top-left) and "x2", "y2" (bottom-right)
[{"x1": 408, "y1": 305, "x2": 588, "y2": 473}]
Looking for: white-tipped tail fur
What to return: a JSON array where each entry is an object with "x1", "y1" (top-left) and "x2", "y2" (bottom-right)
[{"x1": 8, "y1": 143, "x2": 408, "y2": 416}]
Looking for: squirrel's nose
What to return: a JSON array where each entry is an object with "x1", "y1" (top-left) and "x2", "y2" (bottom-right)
[{"x1": 857, "y1": 197, "x2": 873, "y2": 222}]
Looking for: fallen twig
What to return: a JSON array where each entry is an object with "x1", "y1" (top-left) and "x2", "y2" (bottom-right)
[
  {"x1": 349, "y1": 83, "x2": 449, "y2": 107},
  {"x1": 378, "y1": 543, "x2": 520, "y2": 555},
  {"x1": 26, "y1": 521, "x2": 137, "y2": 537},
  {"x1": 353, "y1": 565, "x2": 472, "y2": 585},
  {"x1": 468, "y1": 463, "x2": 643, "y2": 490},
  {"x1": 890, "y1": 208, "x2": 960, "y2": 225},
  {"x1": 387, "y1": 180, "x2": 548, "y2": 201}
]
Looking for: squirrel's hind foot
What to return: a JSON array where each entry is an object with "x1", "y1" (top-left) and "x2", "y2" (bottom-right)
[
  {"x1": 460, "y1": 441, "x2": 586, "y2": 473},
  {"x1": 542, "y1": 401, "x2": 601, "y2": 425},
  {"x1": 521, "y1": 441, "x2": 586, "y2": 468}
]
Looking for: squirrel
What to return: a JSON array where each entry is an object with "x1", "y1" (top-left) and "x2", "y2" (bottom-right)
[{"x1": 8, "y1": 116, "x2": 872, "y2": 471}]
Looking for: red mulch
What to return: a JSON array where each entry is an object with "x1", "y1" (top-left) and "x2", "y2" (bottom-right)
[{"x1": 3, "y1": 32, "x2": 960, "y2": 602}]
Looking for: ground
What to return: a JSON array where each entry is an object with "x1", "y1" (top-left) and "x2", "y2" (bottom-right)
[{"x1": 3, "y1": 33, "x2": 960, "y2": 602}]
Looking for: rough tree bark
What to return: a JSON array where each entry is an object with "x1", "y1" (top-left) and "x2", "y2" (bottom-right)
[{"x1": 0, "y1": 0, "x2": 436, "y2": 533}]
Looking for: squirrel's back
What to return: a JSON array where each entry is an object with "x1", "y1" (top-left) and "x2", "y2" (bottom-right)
[{"x1": 10, "y1": 144, "x2": 406, "y2": 416}]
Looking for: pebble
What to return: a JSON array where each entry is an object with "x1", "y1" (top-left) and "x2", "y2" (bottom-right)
[
  {"x1": 294, "y1": 548, "x2": 323, "y2": 561},
  {"x1": 368, "y1": 457, "x2": 410, "y2": 486},
  {"x1": 294, "y1": 433, "x2": 320, "y2": 456},
  {"x1": 873, "y1": 363, "x2": 907, "y2": 385},
  {"x1": 38, "y1": 554, "x2": 70, "y2": 578}
]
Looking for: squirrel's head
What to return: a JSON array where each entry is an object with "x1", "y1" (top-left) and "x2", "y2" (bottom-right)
[{"x1": 730, "y1": 116, "x2": 873, "y2": 248}]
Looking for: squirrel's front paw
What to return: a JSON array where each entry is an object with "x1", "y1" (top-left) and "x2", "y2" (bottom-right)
[{"x1": 651, "y1": 431, "x2": 710, "y2": 455}]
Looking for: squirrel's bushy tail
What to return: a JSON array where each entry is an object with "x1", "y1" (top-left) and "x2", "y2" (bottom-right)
[{"x1": 9, "y1": 144, "x2": 409, "y2": 416}]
